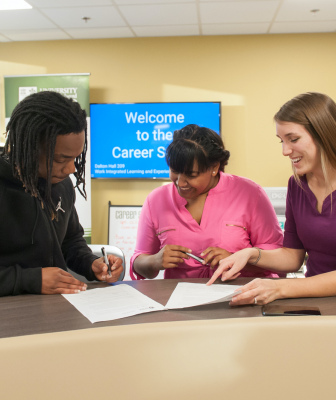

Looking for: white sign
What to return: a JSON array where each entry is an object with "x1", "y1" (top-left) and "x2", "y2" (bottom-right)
[{"x1": 108, "y1": 204, "x2": 166, "y2": 280}]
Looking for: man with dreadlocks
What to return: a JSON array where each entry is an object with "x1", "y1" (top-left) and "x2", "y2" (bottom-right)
[{"x1": 0, "y1": 91, "x2": 123, "y2": 296}]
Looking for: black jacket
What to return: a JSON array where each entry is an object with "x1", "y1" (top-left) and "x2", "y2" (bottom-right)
[{"x1": 0, "y1": 155, "x2": 97, "y2": 296}]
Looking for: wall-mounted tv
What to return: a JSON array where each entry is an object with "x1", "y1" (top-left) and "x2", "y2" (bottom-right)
[{"x1": 90, "y1": 101, "x2": 221, "y2": 179}]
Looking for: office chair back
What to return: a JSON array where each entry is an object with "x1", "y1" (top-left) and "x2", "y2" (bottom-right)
[{"x1": 68, "y1": 244, "x2": 126, "y2": 282}]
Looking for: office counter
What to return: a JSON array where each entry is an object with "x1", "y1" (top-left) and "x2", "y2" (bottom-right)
[
  {"x1": 2, "y1": 277, "x2": 336, "y2": 339},
  {"x1": 1, "y1": 278, "x2": 336, "y2": 400}
]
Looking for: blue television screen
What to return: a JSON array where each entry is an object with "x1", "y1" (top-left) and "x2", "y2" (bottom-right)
[{"x1": 90, "y1": 102, "x2": 221, "y2": 179}]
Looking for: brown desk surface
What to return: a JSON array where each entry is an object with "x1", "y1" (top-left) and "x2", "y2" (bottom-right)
[{"x1": 1, "y1": 277, "x2": 335, "y2": 339}]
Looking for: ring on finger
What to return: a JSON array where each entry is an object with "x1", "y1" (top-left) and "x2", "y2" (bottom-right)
[{"x1": 254, "y1": 297, "x2": 257, "y2": 305}]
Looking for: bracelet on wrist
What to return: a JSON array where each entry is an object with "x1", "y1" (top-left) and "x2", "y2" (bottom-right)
[{"x1": 250, "y1": 247, "x2": 261, "y2": 265}]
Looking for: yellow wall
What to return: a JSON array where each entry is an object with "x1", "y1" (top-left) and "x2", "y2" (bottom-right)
[{"x1": 1, "y1": 33, "x2": 336, "y2": 243}]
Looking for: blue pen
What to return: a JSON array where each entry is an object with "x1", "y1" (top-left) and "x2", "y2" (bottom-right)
[{"x1": 101, "y1": 247, "x2": 112, "y2": 276}]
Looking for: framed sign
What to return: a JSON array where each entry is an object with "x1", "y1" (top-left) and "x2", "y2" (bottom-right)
[{"x1": 108, "y1": 204, "x2": 141, "y2": 281}]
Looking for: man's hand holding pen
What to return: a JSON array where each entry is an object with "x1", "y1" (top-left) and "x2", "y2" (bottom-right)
[{"x1": 92, "y1": 251, "x2": 123, "y2": 283}]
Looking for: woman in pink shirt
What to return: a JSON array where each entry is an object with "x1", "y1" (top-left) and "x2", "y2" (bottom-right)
[{"x1": 131, "y1": 124, "x2": 283, "y2": 280}]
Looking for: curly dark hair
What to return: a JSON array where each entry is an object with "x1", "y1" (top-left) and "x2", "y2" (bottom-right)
[
  {"x1": 165, "y1": 124, "x2": 230, "y2": 174},
  {"x1": 4, "y1": 90, "x2": 87, "y2": 219}
]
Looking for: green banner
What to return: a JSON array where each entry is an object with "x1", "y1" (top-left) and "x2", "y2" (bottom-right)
[{"x1": 4, "y1": 73, "x2": 90, "y2": 117}]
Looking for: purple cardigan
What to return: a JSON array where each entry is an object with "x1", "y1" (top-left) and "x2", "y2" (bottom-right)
[{"x1": 284, "y1": 175, "x2": 336, "y2": 277}]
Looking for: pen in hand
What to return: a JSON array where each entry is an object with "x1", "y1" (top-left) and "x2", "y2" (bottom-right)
[
  {"x1": 101, "y1": 247, "x2": 112, "y2": 276},
  {"x1": 184, "y1": 252, "x2": 205, "y2": 264}
]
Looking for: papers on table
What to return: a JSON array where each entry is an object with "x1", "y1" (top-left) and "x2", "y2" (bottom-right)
[
  {"x1": 165, "y1": 282, "x2": 241, "y2": 309},
  {"x1": 62, "y1": 282, "x2": 242, "y2": 323},
  {"x1": 63, "y1": 284, "x2": 165, "y2": 323}
]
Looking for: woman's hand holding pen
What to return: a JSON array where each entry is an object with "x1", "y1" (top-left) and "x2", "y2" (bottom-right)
[
  {"x1": 200, "y1": 247, "x2": 232, "y2": 269},
  {"x1": 156, "y1": 246, "x2": 232, "y2": 270},
  {"x1": 92, "y1": 255, "x2": 123, "y2": 283},
  {"x1": 156, "y1": 245, "x2": 191, "y2": 270},
  {"x1": 132, "y1": 245, "x2": 191, "y2": 280}
]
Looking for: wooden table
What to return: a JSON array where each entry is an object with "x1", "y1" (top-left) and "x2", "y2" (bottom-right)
[{"x1": 1, "y1": 277, "x2": 335, "y2": 339}]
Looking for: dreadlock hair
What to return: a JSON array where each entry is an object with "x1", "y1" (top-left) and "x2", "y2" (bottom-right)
[
  {"x1": 165, "y1": 124, "x2": 230, "y2": 174},
  {"x1": 4, "y1": 90, "x2": 87, "y2": 220}
]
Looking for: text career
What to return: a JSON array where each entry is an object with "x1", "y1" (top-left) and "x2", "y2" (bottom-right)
[{"x1": 112, "y1": 146, "x2": 165, "y2": 159}]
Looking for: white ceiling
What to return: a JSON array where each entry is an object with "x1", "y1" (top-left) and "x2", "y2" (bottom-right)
[{"x1": 0, "y1": 0, "x2": 336, "y2": 42}]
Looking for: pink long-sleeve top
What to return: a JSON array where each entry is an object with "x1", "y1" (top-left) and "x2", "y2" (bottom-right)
[{"x1": 130, "y1": 172, "x2": 283, "y2": 280}]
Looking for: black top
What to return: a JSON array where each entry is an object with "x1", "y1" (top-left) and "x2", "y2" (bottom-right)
[{"x1": 0, "y1": 155, "x2": 97, "y2": 296}]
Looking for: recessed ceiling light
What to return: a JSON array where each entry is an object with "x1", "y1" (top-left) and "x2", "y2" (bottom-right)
[
  {"x1": 0, "y1": 0, "x2": 32, "y2": 11},
  {"x1": 310, "y1": 9, "x2": 320, "y2": 14}
]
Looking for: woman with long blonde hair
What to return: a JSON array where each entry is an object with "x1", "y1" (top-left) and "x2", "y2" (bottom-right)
[{"x1": 208, "y1": 92, "x2": 336, "y2": 305}]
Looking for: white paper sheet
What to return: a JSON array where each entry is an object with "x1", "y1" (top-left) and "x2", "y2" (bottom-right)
[
  {"x1": 62, "y1": 284, "x2": 165, "y2": 323},
  {"x1": 62, "y1": 282, "x2": 242, "y2": 323},
  {"x1": 165, "y1": 282, "x2": 242, "y2": 309}
]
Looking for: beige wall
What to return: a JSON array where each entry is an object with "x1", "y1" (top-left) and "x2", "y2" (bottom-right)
[{"x1": 1, "y1": 33, "x2": 336, "y2": 243}]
